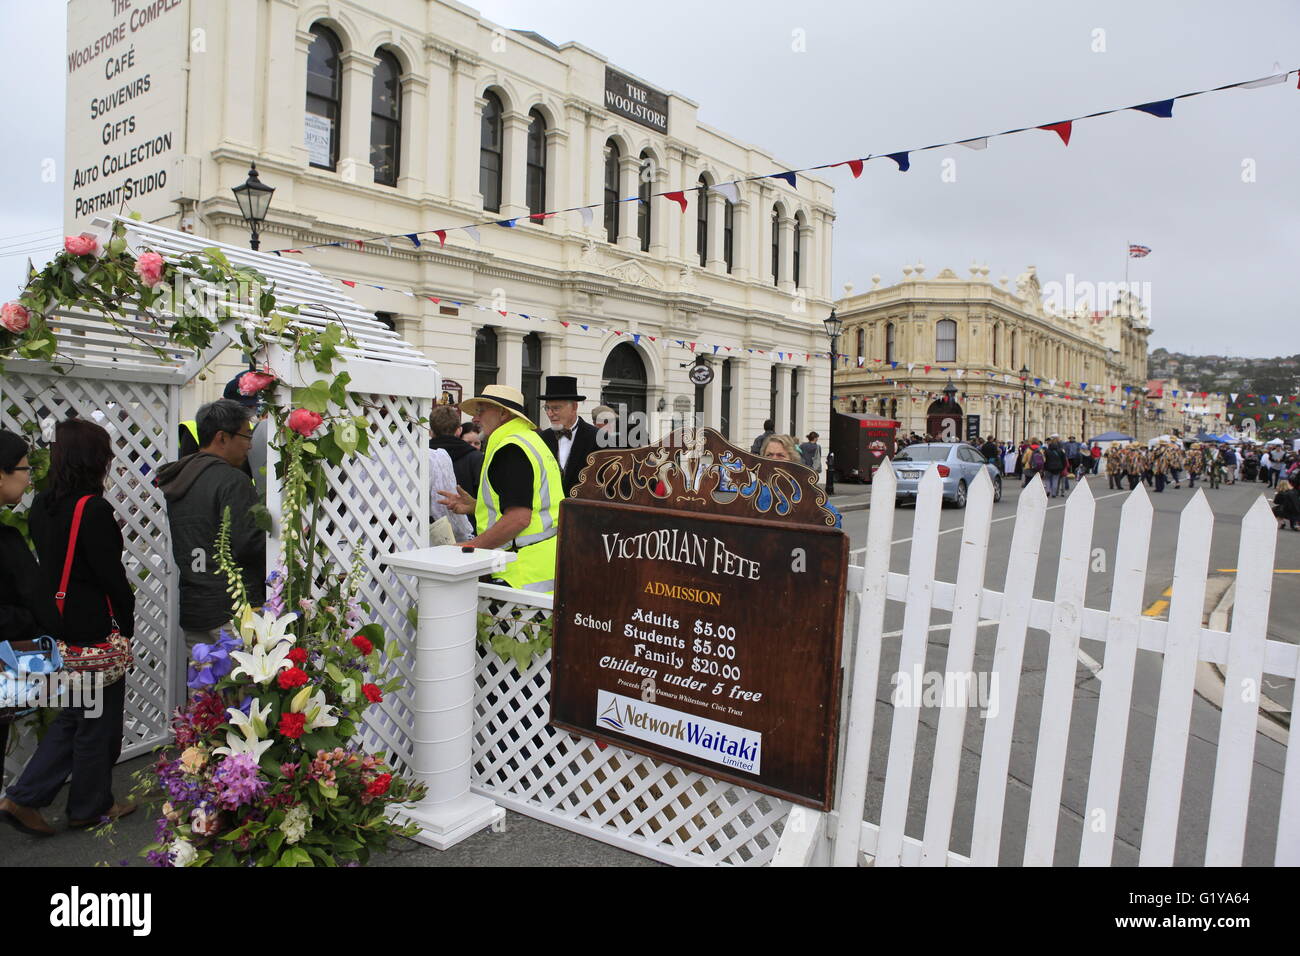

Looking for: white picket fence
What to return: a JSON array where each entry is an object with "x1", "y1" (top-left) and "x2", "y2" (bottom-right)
[{"x1": 779, "y1": 462, "x2": 1298, "y2": 866}]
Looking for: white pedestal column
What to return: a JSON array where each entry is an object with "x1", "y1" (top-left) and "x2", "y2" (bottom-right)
[{"x1": 380, "y1": 546, "x2": 512, "y2": 849}]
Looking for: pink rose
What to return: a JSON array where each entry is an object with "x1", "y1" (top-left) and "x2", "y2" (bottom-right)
[
  {"x1": 134, "y1": 251, "x2": 165, "y2": 287},
  {"x1": 63, "y1": 233, "x2": 99, "y2": 257},
  {"x1": 238, "y1": 371, "x2": 277, "y2": 396},
  {"x1": 0, "y1": 302, "x2": 31, "y2": 333},
  {"x1": 287, "y1": 408, "x2": 324, "y2": 437},
  {"x1": 191, "y1": 807, "x2": 221, "y2": 837}
]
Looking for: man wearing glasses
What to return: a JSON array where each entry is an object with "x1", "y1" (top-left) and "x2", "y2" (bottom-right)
[
  {"x1": 157, "y1": 399, "x2": 267, "y2": 648},
  {"x1": 537, "y1": 376, "x2": 600, "y2": 496}
]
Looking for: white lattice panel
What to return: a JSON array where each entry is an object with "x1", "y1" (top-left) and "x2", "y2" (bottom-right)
[
  {"x1": 471, "y1": 590, "x2": 791, "y2": 866},
  {"x1": 0, "y1": 368, "x2": 179, "y2": 781},
  {"x1": 321, "y1": 392, "x2": 430, "y2": 773}
]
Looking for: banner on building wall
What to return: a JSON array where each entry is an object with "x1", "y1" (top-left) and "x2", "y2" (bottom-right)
[{"x1": 604, "y1": 67, "x2": 669, "y2": 134}]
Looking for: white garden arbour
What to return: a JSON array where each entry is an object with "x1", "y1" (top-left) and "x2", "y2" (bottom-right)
[{"x1": 0, "y1": 215, "x2": 439, "y2": 780}]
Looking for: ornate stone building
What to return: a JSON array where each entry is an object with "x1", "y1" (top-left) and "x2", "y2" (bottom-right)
[
  {"x1": 833, "y1": 263, "x2": 1151, "y2": 441},
  {"x1": 65, "y1": 0, "x2": 835, "y2": 445}
]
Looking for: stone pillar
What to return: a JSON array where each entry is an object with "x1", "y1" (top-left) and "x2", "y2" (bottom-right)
[
  {"x1": 617, "y1": 155, "x2": 640, "y2": 251},
  {"x1": 778, "y1": 214, "x2": 796, "y2": 294},
  {"x1": 545, "y1": 126, "x2": 569, "y2": 233},
  {"x1": 498, "y1": 328, "x2": 524, "y2": 390},
  {"x1": 776, "y1": 365, "x2": 793, "y2": 434},
  {"x1": 263, "y1": 0, "x2": 303, "y2": 164},
  {"x1": 501, "y1": 110, "x2": 531, "y2": 220},
  {"x1": 379, "y1": 547, "x2": 510, "y2": 849},
  {"x1": 222, "y1": 0, "x2": 258, "y2": 151},
  {"x1": 339, "y1": 51, "x2": 379, "y2": 185},
  {"x1": 730, "y1": 198, "x2": 750, "y2": 280},
  {"x1": 705, "y1": 190, "x2": 726, "y2": 274},
  {"x1": 451, "y1": 54, "x2": 481, "y2": 206},
  {"x1": 664, "y1": 143, "x2": 687, "y2": 261},
  {"x1": 707, "y1": 363, "x2": 723, "y2": 428},
  {"x1": 397, "y1": 73, "x2": 429, "y2": 196},
  {"x1": 425, "y1": 43, "x2": 454, "y2": 197},
  {"x1": 586, "y1": 115, "x2": 611, "y2": 241}
]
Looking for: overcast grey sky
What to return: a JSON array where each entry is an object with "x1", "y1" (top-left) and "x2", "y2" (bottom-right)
[{"x1": 2, "y1": 0, "x2": 1297, "y2": 356}]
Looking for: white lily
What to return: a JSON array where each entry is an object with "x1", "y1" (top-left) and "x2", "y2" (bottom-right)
[
  {"x1": 236, "y1": 606, "x2": 299, "y2": 649},
  {"x1": 213, "y1": 700, "x2": 274, "y2": 760},
  {"x1": 292, "y1": 688, "x2": 339, "y2": 732},
  {"x1": 229, "y1": 640, "x2": 294, "y2": 686}
]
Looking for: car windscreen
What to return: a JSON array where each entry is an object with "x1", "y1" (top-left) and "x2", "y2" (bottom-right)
[{"x1": 895, "y1": 447, "x2": 949, "y2": 462}]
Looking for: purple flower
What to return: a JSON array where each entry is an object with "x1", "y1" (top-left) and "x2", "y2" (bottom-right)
[
  {"x1": 211, "y1": 752, "x2": 267, "y2": 810},
  {"x1": 186, "y1": 640, "x2": 234, "y2": 690}
]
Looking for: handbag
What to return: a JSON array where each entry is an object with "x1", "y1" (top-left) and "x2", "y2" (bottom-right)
[
  {"x1": 0, "y1": 636, "x2": 62, "y2": 723},
  {"x1": 53, "y1": 495, "x2": 133, "y2": 688}
]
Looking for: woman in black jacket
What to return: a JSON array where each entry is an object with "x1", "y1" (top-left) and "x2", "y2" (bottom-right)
[
  {"x1": 0, "y1": 418, "x2": 135, "y2": 834},
  {"x1": 0, "y1": 430, "x2": 63, "y2": 828}
]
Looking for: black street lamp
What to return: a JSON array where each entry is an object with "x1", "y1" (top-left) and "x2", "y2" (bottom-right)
[
  {"x1": 1019, "y1": 365, "x2": 1031, "y2": 442},
  {"x1": 823, "y1": 308, "x2": 843, "y2": 495},
  {"x1": 232, "y1": 162, "x2": 275, "y2": 251}
]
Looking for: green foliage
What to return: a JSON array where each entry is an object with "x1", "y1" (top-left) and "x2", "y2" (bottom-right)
[{"x1": 476, "y1": 610, "x2": 553, "y2": 672}]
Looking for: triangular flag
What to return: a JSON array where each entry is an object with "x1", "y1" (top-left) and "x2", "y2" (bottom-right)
[
  {"x1": 838, "y1": 159, "x2": 864, "y2": 178},
  {"x1": 529, "y1": 212, "x2": 556, "y2": 223},
  {"x1": 769, "y1": 171, "x2": 797, "y2": 189},
  {"x1": 341, "y1": 280, "x2": 356, "y2": 287},
  {"x1": 1132, "y1": 99, "x2": 1175, "y2": 118},
  {"x1": 712, "y1": 344, "x2": 720, "y2": 354},
  {"x1": 663, "y1": 190, "x2": 688, "y2": 212},
  {"x1": 888, "y1": 152, "x2": 910, "y2": 172},
  {"x1": 710, "y1": 182, "x2": 740, "y2": 203},
  {"x1": 1240, "y1": 72, "x2": 1288, "y2": 89},
  {"x1": 462, "y1": 226, "x2": 481, "y2": 242},
  {"x1": 633, "y1": 334, "x2": 641, "y2": 344},
  {"x1": 427, "y1": 296, "x2": 440, "y2": 303},
  {"x1": 580, "y1": 324, "x2": 589, "y2": 331},
  {"x1": 271, "y1": 250, "x2": 281, "y2": 257},
  {"x1": 497, "y1": 219, "x2": 518, "y2": 228},
  {"x1": 578, "y1": 207, "x2": 594, "y2": 227},
  {"x1": 1230, "y1": 393, "x2": 1238, "y2": 402},
  {"x1": 405, "y1": 234, "x2": 421, "y2": 248},
  {"x1": 959, "y1": 138, "x2": 989, "y2": 150},
  {"x1": 1039, "y1": 121, "x2": 1072, "y2": 145},
  {"x1": 434, "y1": 230, "x2": 446, "y2": 247},
  {"x1": 560, "y1": 321, "x2": 569, "y2": 327},
  {"x1": 689, "y1": 343, "x2": 697, "y2": 352}
]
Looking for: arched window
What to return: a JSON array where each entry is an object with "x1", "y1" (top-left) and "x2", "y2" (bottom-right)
[
  {"x1": 638, "y1": 152, "x2": 654, "y2": 252},
  {"x1": 370, "y1": 50, "x2": 402, "y2": 187},
  {"x1": 770, "y1": 207, "x2": 780, "y2": 285},
  {"x1": 479, "y1": 91, "x2": 503, "y2": 212},
  {"x1": 305, "y1": 25, "x2": 342, "y2": 171},
  {"x1": 885, "y1": 322, "x2": 896, "y2": 364},
  {"x1": 697, "y1": 175, "x2": 709, "y2": 266},
  {"x1": 603, "y1": 140, "x2": 620, "y2": 244},
  {"x1": 937, "y1": 319, "x2": 957, "y2": 363},
  {"x1": 722, "y1": 199, "x2": 734, "y2": 273},
  {"x1": 721, "y1": 359, "x2": 733, "y2": 439},
  {"x1": 855, "y1": 328, "x2": 865, "y2": 364},
  {"x1": 474, "y1": 326, "x2": 498, "y2": 396},
  {"x1": 526, "y1": 109, "x2": 547, "y2": 218},
  {"x1": 793, "y1": 214, "x2": 804, "y2": 288},
  {"x1": 992, "y1": 322, "x2": 999, "y2": 367}
]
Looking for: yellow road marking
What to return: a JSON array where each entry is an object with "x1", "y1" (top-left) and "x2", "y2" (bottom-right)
[
  {"x1": 1142, "y1": 586, "x2": 1173, "y2": 617},
  {"x1": 1216, "y1": 569, "x2": 1300, "y2": 573}
]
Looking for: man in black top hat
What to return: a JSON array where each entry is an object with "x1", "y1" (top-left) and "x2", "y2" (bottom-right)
[{"x1": 538, "y1": 376, "x2": 600, "y2": 495}]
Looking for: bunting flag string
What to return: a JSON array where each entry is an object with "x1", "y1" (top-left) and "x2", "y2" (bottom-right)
[{"x1": 267, "y1": 66, "x2": 1297, "y2": 257}]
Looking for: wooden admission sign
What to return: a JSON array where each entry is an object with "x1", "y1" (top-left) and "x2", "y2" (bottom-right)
[{"x1": 550, "y1": 427, "x2": 848, "y2": 809}]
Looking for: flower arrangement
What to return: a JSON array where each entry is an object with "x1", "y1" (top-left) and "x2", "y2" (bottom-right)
[{"x1": 140, "y1": 492, "x2": 425, "y2": 867}]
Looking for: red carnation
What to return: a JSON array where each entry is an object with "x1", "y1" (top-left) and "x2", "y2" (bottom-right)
[
  {"x1": 362, "y1": 683, "x2": 383, "y2": 704},
  {"x1": 278, "y1": 712, "x2": 307, "y2": 739},
  {"x1": 277, "y1": 667, "x2": 309, "y2": 690},
  {"x1": 351, "y1": 634, "x2": 374, "y2": 656},
  {"x1": 287, "y1": 647, "x2": 308, "y2": 666},
  {"x1": 365, "y1": 773, "x2": 392, "y2": 797}
]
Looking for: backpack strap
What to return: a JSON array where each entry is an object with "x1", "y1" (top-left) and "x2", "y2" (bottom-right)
[{"x1": 54, "y1": 495, "x2": 115, "y2": 623}]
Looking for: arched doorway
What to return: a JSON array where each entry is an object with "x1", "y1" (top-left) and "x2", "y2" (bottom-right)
[
  {"x1": 601, "y1": 342, "x2": 648, "y2": 424},
  {"x1": 926, "y1": 396, "x2": 963, "y2": 441}
]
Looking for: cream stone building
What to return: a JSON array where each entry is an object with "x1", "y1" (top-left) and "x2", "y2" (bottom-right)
[
  {"x1": 64, "y1": 0, "x2": 835, "y2": 446},
  {"x1": 1145, "y1": 379, "x2": 1230, "y2": 438},
  {"x1": 833, "y1": 264, "x2": 1151, "y2": 442}
]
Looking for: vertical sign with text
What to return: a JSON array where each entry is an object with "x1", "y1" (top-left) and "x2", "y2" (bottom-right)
[{"x1": 65, "y1": 0, "x2": 189, "y2": 234}]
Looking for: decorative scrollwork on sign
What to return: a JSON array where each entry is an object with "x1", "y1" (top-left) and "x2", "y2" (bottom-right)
[{"x1": 570, "y1": 427, "x2": 837, "y2": 528}]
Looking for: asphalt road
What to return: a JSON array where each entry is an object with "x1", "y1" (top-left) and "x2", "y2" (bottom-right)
[{"x1": 834, "y1": 472, "x2": 1296, "y2": 865}]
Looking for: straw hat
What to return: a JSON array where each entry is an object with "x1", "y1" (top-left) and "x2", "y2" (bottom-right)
[{"x1": 460, "y1": 384, "x2": 537, "y2": 429}]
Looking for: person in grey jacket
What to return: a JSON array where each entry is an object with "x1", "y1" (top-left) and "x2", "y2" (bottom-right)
[{"x1": 157, "y1": 400, "x2": 266, "y2": 646}]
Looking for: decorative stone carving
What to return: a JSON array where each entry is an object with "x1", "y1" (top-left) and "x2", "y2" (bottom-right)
[
  {"x1": 607, "y1": 259, "x2": 664, "y2": 290},
  {"x1": 677, "y1": 266, "x2": 697, "y2": 293}
]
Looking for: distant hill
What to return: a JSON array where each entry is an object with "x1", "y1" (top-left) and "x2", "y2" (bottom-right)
[{"x1": 1149, "y1": 349, "x2": 1300, "y2": 436}]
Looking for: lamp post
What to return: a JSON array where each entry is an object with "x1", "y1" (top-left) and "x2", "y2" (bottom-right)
[
  {"x1": 1019, "y1": 365, "x2": 1030, "y2": 443},
  {"x1": 232, "y1": 162, "x2": 275, "y2": 251},
  {"x1": 823, "y1": 308, "x2": 843, "y2": 495}
]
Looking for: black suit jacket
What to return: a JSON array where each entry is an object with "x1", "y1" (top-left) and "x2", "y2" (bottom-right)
[{"x1": 540, "y1": 417, "x2": 601, "y2": 495}]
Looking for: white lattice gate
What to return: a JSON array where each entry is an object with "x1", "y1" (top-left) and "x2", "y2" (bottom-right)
[
  {"x1": 0, "y1": 366, "x2": 182, "y2": 769},
  {"x1": 471, "y1": 585, "x2": 792, "y2": 866}
]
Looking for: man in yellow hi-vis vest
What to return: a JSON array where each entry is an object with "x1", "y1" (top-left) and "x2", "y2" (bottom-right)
[{"x1": 437, "y1": 385, "x2": 563, "y2": 593}]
